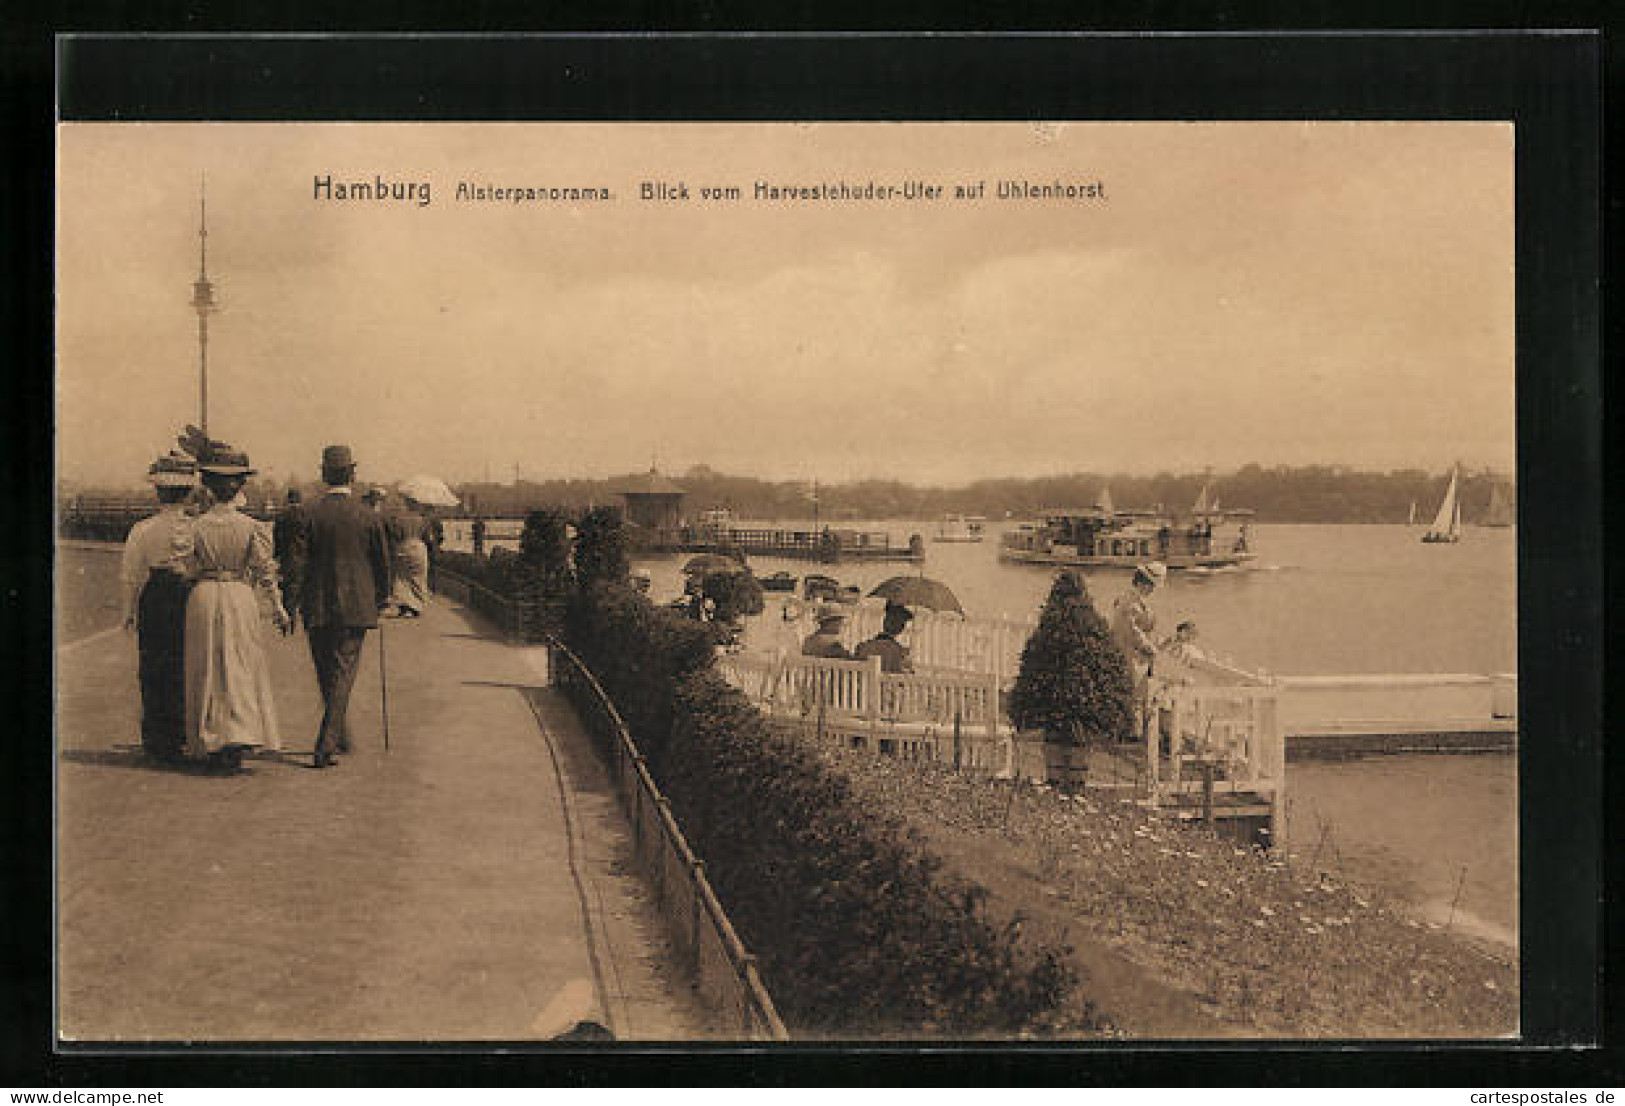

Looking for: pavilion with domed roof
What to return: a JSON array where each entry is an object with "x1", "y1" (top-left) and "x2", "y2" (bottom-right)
[{"x1": 616, "y1": 466, "x2": 687, "y2": 534}]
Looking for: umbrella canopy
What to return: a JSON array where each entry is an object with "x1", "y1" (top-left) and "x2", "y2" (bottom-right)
[
  {"x1": 396, "y1": 474, "x2": 459, "y2": 507},
  {"x1": 867, "y1": 575, "x2": 963, "y2": 615},
  {"x1": 683, "y1": 553, "x2": 747, "y2": 576}
]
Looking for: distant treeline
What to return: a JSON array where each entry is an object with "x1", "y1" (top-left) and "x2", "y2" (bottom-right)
[
  {"x1": 66, "y1": 463, "x2": 1514, "y2": 525},
  {"x1": 449, "y1": 463, "x2": 1513, "y2": 525}
]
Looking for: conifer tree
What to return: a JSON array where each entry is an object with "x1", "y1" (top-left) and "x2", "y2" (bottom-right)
[
  {"x1": 573, "y1": 505, "x2": 630, "y2": 588},
  {"x1": 518, "y1": 507, "x2": 575, "y2": 599},
  {"x1": 1008, "y1": 570, "x2": 1135, "y2": 743}
]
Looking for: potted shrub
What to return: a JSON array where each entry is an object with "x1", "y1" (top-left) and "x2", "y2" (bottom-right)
[{"x1": 1007, "y1": 570, "x2": 1135, "y2": 788}]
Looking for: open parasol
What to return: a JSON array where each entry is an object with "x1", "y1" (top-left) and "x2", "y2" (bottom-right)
[
  {"x1": 396, "y1": 474, "x2": 460, "y2": 507},
  {"x1": 867, "y1": 575, "x2": 963, "y2": 614}
]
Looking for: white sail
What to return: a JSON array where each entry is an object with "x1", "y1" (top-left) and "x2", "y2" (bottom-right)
[
  {"x1": 1192, "y1": 483, "x2": 1211, "y2": 513},
  {"x1": 1424, "y1": 468, "x2": 1461, "y2": 542},
  {"x1": 1094, "y1": 485, "x2": 1115, "y2": 515},
  {"x1": 1408, "y1": 501, "x2": 1417, "y2": 525}
]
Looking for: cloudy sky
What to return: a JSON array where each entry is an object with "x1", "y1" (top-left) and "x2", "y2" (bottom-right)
[{"x1": 56, "y1": 122, "x2": 1514, "y2": 488}]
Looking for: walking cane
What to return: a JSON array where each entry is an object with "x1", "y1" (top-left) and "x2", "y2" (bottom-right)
[{"x1": 378, "y1": 616, "x2": 392, "y2": 751}]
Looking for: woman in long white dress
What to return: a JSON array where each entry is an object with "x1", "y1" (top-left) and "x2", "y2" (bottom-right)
[
  {"x1": 387, "y1": 496, "x2": 432, "y2": 617},
  {"x1": 183, "y1": 443, "x2": 292, "y2": 772}
]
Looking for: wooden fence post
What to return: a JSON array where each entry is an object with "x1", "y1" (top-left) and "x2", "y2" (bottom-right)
[{"x1": 865, "y1": 654, "x2": 882, "y2": 745}]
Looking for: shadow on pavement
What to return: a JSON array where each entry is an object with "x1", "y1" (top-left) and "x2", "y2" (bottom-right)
[{"x1": 60, "y1": 745, "x2": 311, "y2": 777}]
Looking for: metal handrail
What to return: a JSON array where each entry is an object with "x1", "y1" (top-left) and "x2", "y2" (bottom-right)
[
  {"x1": 433, "y1": 567, "x2": 532, "y2": 642},
  {"x1": 544, "y1": 635, "x2": 790, "y2": 1041},
  {"x1": 431, "y1": 568, "x2": 787, "y2": 1037}
]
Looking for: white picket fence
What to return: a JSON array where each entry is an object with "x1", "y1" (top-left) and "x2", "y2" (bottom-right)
[
  {"x1": 717, "y1": 650, "x2": 1012, "y2": 773},
  {"x1": 749, "y1": 597, "x2": 1034, "y2": 687}
]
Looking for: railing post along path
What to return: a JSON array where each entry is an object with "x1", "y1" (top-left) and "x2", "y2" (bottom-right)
[{"x1": 541, "y1": 634, "x2": 789, "y2": 1042}]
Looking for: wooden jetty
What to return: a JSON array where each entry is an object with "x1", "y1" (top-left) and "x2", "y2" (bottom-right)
[
  {"x1": 1276, "y1": 672, "x2": 1517, "y2": 758},
  {"x1": 669, "y1": 525, "x2": 926, "y2": 564}
]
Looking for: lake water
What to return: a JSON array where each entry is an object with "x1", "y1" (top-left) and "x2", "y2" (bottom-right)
[{"x1": 627, "y1": 520, "x2": 1518, "y2": 678}]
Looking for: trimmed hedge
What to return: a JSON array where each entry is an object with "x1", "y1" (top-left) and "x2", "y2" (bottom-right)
[
  {"x1": 436, "y1": 548, "x2": 564, "y2": 641},
  {"x1": 564, "y1": 581, "x2": 1078, "y2": 1036},
  {"x1": 563, "y1": 581, "x2": 717, "y2": 778}
]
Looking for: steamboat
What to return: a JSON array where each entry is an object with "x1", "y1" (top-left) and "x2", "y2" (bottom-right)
[{"x1": 999, "y1": 486, "x2": 1255, "y2": 571}]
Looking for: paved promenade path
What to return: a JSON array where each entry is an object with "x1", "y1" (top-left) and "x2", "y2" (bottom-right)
[{"x1": 58, "y1": 556, "x2": 703, "y2": 1041}]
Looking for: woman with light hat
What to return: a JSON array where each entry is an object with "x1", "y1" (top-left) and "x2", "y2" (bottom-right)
[
  {"x1": 1110, "y1": 561, "x2": 1167, "y2": 740},
  {"x1": 120, "y1": 450, "x2": 201, "y2": 764},
  {"x1": 386, "y1": 493, "x2": 433, "y2": 618},
  {"x1": 181, "y1": 440, "x2": 292, "y2": 772}
]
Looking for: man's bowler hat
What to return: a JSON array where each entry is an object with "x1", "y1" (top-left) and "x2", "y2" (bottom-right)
[{"x1": 321, "y1": 444, "x2": 355, "y2": 470}]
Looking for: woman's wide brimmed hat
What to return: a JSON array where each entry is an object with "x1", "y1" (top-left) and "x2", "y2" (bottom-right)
[
  {"x1": 147, "y1": 450, "x2": 198, "y2": 488},
  {"x1": 198, "y1": 441, "x2": 256, "y2": 476},
  {"x1": 1134, "y1": 561, "x2": 1168, "y2": 587}
]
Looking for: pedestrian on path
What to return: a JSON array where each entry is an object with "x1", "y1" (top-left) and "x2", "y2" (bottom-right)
[
  {"x1": 182, "y1": 441, "x2": 293, "y2": 773},
  {"x1": 272, "y1": 488, "x2": 309, "y2": 618},
  {"x1": 387, "y1": 494, "x2": 433, "y2": 618},
  {"x1": 290, "y1": 444, "x2": 392, "y2": 768},
  {"x1": 120, "y1": 450, "x2": 200, "y2": 764},
  {"x1": 1111, "y1": 560, "x2": 1166, "y2": 743}
]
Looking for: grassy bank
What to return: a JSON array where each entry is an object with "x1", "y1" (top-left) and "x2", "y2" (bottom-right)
[{"x1": 812, "y1": 739, "x2": 1518, "y2": 1038}]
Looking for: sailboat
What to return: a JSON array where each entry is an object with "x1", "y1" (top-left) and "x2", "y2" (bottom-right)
[
  {"x1": 1481, "y1": 481, "x2": 1514, "y2": 528},
  {"x1": 1407, "y1": 501, "x2": 1417, "y2": 526},
  {"x1": 1421, "y1": 467, "x2": 1462, "y2": 544}
]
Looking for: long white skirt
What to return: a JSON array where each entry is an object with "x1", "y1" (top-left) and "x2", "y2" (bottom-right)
[
  {"x1": 391, "y1": 538, "x2": 430, "y2": 613},
  {"x1": 184, "y1": 580, "x2": 281, "y2": 755}
]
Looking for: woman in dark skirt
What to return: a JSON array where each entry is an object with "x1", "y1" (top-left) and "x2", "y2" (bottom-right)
[{"x1": 120, "y1": 451, "x2": 201, "y2": 764}]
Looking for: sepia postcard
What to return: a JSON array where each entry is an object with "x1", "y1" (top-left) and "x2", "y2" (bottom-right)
[{"x1": 55, "y1": 120, "x2": 1525, "y2": 1046}]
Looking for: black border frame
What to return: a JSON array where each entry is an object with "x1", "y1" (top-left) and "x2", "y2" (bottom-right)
[{"x1": 6, "y1": 25, "x2": 1609, "y2": 1087}]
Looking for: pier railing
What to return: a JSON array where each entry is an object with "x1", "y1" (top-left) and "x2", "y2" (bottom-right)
[
  {"x1": 1145, "y1": 658, "x2": 1287, "y2": 844},
  {"x1": 759, "y1": 597, "x2": 1033, "y2": 686},
  {"x1": 718, "y1": 650, "x2": 1010, "y2": 772},
  {"x1": 546, "y1": 636, "x2": 789, "y2": 1042}
]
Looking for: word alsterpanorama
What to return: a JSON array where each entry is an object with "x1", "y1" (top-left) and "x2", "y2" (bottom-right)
[{"x1": 311, "y1": 175, "x2": 615, "y2": 207}]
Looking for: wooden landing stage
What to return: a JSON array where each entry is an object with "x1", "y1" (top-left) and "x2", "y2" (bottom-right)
[
  {"x1": 670, "y1": 525, "x2": 926, "y2": 564},
  {"x1": 1276, "y1": 672, "x2": 1518, "y2": 759}
]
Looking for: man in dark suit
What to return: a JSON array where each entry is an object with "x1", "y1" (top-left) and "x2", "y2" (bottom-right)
[
  {"x1": 292, "y1": 444, "x2": 392, "y2": 768},
  {"x1": 272, "y1": 488, "x2": 309, "y2": 615}
]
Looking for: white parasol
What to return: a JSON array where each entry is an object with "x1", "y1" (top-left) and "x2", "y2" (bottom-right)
[{"x1": 396, "y1": 474, "x2": 460, "y2": 507}]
